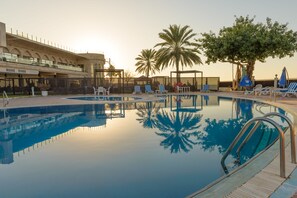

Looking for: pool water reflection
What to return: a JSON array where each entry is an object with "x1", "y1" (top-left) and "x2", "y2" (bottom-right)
[{"x1": 0, "y1": 95, "x2": 291, "y2": 198}]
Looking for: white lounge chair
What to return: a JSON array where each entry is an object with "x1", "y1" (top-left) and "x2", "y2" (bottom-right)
[
  {"x1": 244, "y1": 84, "x2": 262, "y2": 95},
  {"x1": 258, "y1": 86, "x2": 272, "y2": 96}
]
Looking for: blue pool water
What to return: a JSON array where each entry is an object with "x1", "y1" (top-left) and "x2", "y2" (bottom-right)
[{"x1": 0, "y1": 95, "x2": 291, "y2": 198}]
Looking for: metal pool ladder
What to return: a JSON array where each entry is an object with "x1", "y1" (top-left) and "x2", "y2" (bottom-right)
[
  {"x1": 2, "y1": 91, "x2": 10, "y2": 107},
  {"x1": 221, "y1": 112, "x2": 296, "y2": 178}
]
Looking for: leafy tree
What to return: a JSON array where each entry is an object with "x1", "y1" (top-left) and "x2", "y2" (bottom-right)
[
  {"x1": 199, "y1": 16, "x2": 297, "y2": 80},
  {"x1": 135, "y1": 49, "x2": 159, "y2": 84},
  {"x1": 155, "y1": 24, "x2": 202, "y2": 83}
]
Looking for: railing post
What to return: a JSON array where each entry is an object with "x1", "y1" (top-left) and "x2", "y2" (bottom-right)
[
  {"x1": 264, "y1": 112, "x2": 296, "y2": 164},
  {"x1": 3, "y1": 91, "x2": 9, "y2": 107},
  {"x1": 236, "y1": 112, "x2": 296, "y2": 164}
]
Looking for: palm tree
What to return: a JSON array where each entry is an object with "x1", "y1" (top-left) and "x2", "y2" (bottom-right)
[
  {"x1": 135, "y1": 49, "x2": 159, "y2": 84},
  {"x1": 155, "y1": 24, "x2": 202, "y2": 83}
]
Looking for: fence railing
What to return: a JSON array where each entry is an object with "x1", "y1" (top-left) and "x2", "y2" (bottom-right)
[{"x1": 0, "y1": 76, "x2": 221, "y2": 95}]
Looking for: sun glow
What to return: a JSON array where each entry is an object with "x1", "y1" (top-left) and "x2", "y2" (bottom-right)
[
  {"x1": 72, "y1": 36, "x2": 127, "y2": 69},
  {"x1": 73, "y1": 37, "x2": 111, "y2": 54}
]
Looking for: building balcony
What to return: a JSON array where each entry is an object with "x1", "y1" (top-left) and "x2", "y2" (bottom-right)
[{"x1": 0, "y1": 53, "x2": 84, "y2": 72}]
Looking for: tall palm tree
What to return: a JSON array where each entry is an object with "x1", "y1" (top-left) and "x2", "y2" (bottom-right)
[
  {"x1": 155, "y1": 24, "x2": 202, "y2": 83},
  {"x1": 135, "y1": 49, "x2": 159, "y2": 84}
]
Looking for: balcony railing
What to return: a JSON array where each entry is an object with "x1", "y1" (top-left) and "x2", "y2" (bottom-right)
[{"x1": 0, "y1": 53, "x2": 84, "y2": 72}]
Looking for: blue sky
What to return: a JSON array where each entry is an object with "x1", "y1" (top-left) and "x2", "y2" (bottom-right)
[{"x1": 1, "y1": 0, "x2": 297, "y2": 81}]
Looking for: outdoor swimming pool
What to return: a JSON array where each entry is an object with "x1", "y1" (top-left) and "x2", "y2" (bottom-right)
[{"x1": 0, "y1": 95, "x2": 292, "y2": 198}]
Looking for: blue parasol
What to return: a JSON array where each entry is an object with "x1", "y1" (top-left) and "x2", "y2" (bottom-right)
[
  {"x1": 239, "y1": 75, "x2": 252, "y2": 87},
  {"x1": 278, "y1": 67, "x2": 288, "y2": 88}
]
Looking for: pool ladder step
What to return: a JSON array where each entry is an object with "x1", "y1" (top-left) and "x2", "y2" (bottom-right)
[{"x1": 221, "y1": 112, "x2": 296, "y2": 178}]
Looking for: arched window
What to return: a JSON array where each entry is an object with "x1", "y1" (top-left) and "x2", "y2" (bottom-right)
[
  {"x1": 2, "y1": 47, "x2": 9, "y2": 53},
  {"x1": 51, "y1": 56, "x2": 57, "y2": 64},
  {"x1": 43, "y1": 55, "x2": 49, "y2": 60},
  {"x1": 22, "y1": 51, "x2": 34, "y2": 64},
  {"x1": 11, "y1": 48, "x2": 21, "y2": 57},
  {"x1": 9, "y1": 48, "x2": 21, "y2": 62}
]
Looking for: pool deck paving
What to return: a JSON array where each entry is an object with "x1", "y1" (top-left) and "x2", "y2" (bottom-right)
[{"x1": 2, "y1": 92, "x2": 297, "y2": 198}]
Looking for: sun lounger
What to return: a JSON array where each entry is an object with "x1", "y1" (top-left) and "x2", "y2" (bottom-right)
[
  {"x1": 258, "y1": 86, "x2": 272, "y2": 96},
  {"x1": 244, "y1": 84, "x2": 262, "y2": 95},
  {"x1": 145, "y1": 85, "x2": 154, "y2": 94},
  {"x1": 156, "y1": 84, "x2": 168, "y2": 94},
  {"x1": 272, "y1": 82, "x2": 297, "y2": 97},
  {"x1": 133, "y1": 85, "x2": 142, "y2": 94},
  {"x1": 201, "y1": 84, "x2": 209, "y2": 92}
]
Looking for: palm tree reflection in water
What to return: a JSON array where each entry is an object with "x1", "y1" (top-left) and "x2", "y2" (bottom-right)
[
  {"x1": 136, "y1": 102, "x2": 161, "y2": 128},
  {"x1": 155, "y1": 110, "x2": 202, "y2": 153},
  {"x1": 136, "y1": 99, "x2": 202, "y2": 153}
]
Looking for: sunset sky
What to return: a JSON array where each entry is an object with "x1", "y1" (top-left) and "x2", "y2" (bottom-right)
[{"x1": 1, "y1": 0, "x2": 297, "y2": 81}]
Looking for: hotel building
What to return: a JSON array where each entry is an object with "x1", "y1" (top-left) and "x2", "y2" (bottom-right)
[{"x1": 0, "y1": 22, "x2": 106, "y2": 93}]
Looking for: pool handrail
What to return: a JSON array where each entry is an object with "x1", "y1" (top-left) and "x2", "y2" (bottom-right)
[
  {"x1": 236, "y1": 112, "x2": 296, "y2": 164},
  {"x1": 221, "y1": 116, "x2": 286, "y2": 178},
  {"x1": 3, "y1": 91, "x2": 10, "y2": 107}
]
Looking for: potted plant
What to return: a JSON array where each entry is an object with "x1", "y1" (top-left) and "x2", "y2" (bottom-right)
[{"x1": 37, "y1": 83, "x2": 50, "y2": 96}]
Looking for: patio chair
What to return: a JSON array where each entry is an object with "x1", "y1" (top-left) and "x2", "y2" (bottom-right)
[
  {"x1": 176, "y1": 86, "x2": 182, "y2": 93},
  {"x1": 145, "y1": 84, "x2": 154, "y2": 94},
  {"x1": 156, "y1": 84, "x2": 168, "y2": 94},
  {"x1": 106, "y1": 86, "x2": 111, "y2": 95},
  {"x1": 93, "y1": 87, "x2": 98, "y2": 95},
  {"x1": 133, "y1": 85, "x2": 142, "y2": 94},
  {"x1": 272, "y1": 82, "x2": 297, "y2": 97},
  {"x1": 98, "y1": 86, "x2": 106, "y2": 95}
]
